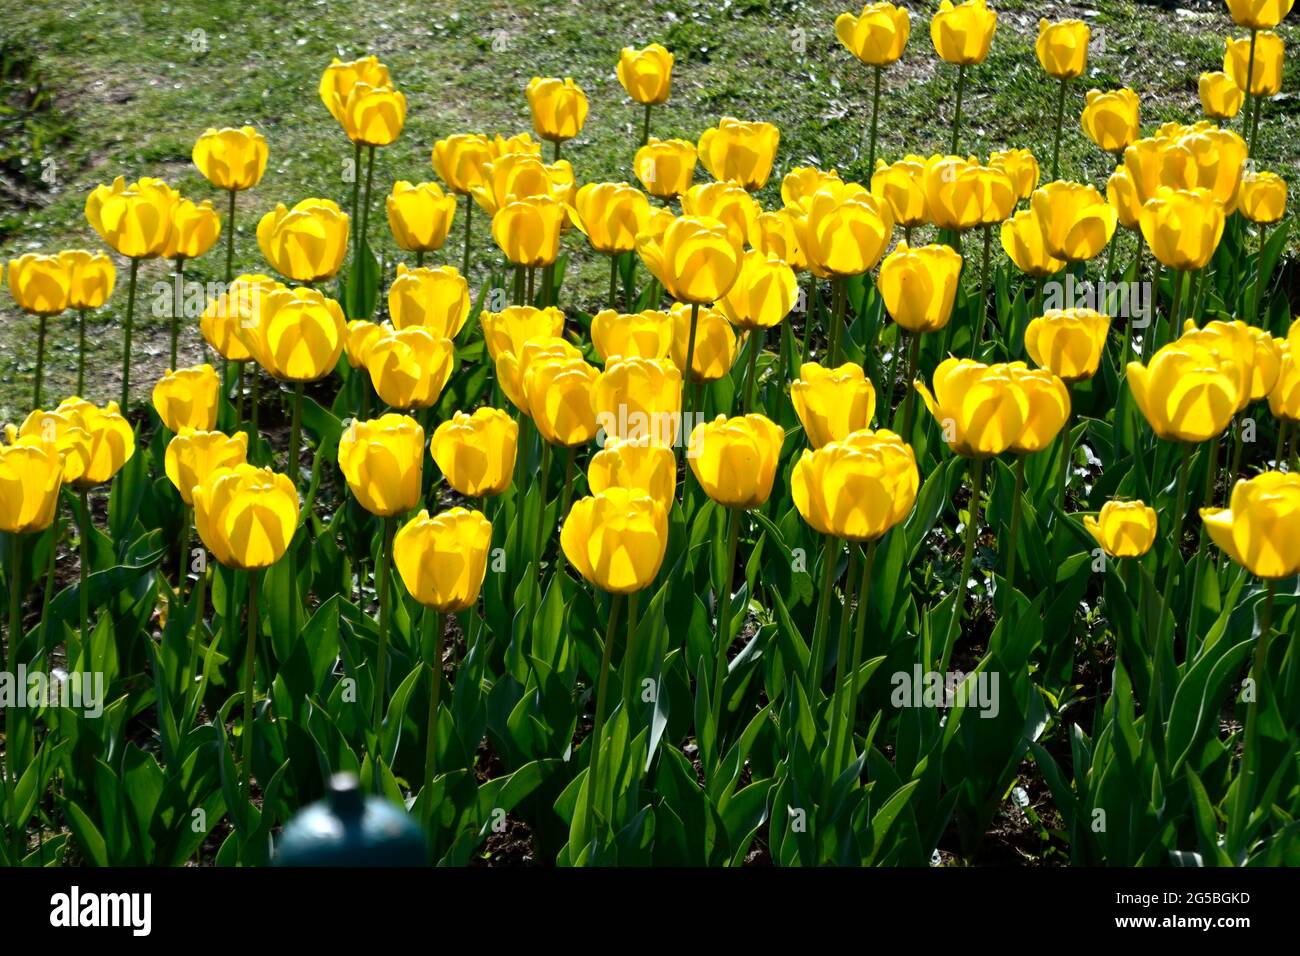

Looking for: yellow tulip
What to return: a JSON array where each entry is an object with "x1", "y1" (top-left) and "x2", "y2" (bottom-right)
[
  {"x1": 430, "y1": 408, "x2": 518, "y2": 498},
  {"x1": 930, "y1": 0, "x2": 997, "y2": 66},
  {"x1": 989, "y1": 148, "x2": 1040, "y2": 201},
  {"x1": 526, "y1": 77, "x2": 589, "y2": 142},
  {"x1": 923, "y1": 155, "x2": 1014, "y2": 231},
  {"x1": 1005, "y1": 363, "x2": 1070, "y2": 454},
  {"x1": 1001, "y1": 208, "x2": 1066, "y2": 277},
  {"x1": 717, "y1": 250, "x2": 799, "y2": 331},
  {"x1": 1024, "y1": 309, "x2": 1110, "y2": 384},
  {"x1": 344, "y1": 320, "x2": 384, "y2": 370},
  {"x1": 489, "y1": 132, "x2": 543, "y2": 160},
  {"x1": 914, "y1": 358, "x2": 1030, "y2": 457},
  {"x1": 58, "y1": 251, "x2": 116, "y2": 310},
  {"x1": 84, "y1": 176, "x2": 178, "y2": 259},
  {"x1": 1202, "y1": 471, "x2": 1300, "y2": 578},
  {"x1": 1179, "y1": 318, "x2": 1256, "y2": 414},
  {"x1": 496, "y1": 337, "x2": 584, "y2": 415},
  {"x1": 570, "y1": 182, "x2": 652, "y2": 255},
  {"x1": 7, "y1": 254, "x2": 70, "y2": 315},
  {"x1": 781, "y1": 166, "x2": 843, "y2": 209},
  {"x1": 1081, "y1": 88, "x2": 1140, "y2": 155},
  {"x1": 587, "y1": 435, "x2": 677, "y2": 509},
  {"x1": 334, "y1": 82, "x2": 406, "y2": 147},
  {"x1": 525, "y1": 357, "x2": 600, "y2": 447},
  {"x1": 870, "y1": 156, "x2": 929, "y2": 229},
  {"x1": 1268, "y1": 342, "x2": 1300, "y2": 420},
  {"x1": 835, "y1": 3, "x2": 911, "y2": 66},
  {"x1": 161, "y1": 197, "x2": 221, "y2": 261},
  {"x1": 240, "y1": 285, "x2": 346, "y2": 382},
  {"x1": 1084, "y1": 500, "x2": 1158, "y2": 559},
  {"x1": 386, "y1": 181, "x2": 456, "y2": 253},
  {"x1": 878, "y1": 241, "x2": 963, "y2": 334},
  {"x1": 366, "y1": 326, "x2": 457, "y2": 410},
  {"x1": 591, "y1": 309, "x2": 674, "y2": 362},
  {"x1": 670, "y1": 303, "x2": 738, "y2": 383},
  {"x1": 491, "y1": 194, "x2": 565, "y2": 267},
  {"x1": 164, "y1": 428, "x2": 249, "y2": 506},
  {"x1": 791, "y1": 428, "x2": 919, "y2": 540},
  {"x1": 388, "y1": 264, "x2": 471, "y2": 338},
  {"x1": 680, "y1": 181, "x2": 761, "y2": 250},
  {"x1": 1225, "y1": 32, "x2": 1285, "y2": 97},
  {"x1": 633, "y1": 138, "x2": 697, "y2": 199},
  {"x1": 1240, "y1": 170, "x2": 1288, "y2": 224},
  {"x1": 1127, "y1": 342, "x2": 1240, "y2": 442},
  {"x1": 256, "y1": 198, "x2": 349, "y2": 283},
  {"x1": 1035, "y1": 18, "x2": 1089, "y2": 80},
  {"x1": 192, "y1": 126, "x2": 268, "y2": 192},
  {"x1": 1225, "y1": 0, "x2": 1295, "y2": 28},
  {"x1": 1106, "y1": 136, "x2": 1167, "y2": 230},
  {"x1": 697, "y1": 117, "x2": 781, "y2": 191},
  {"x1": 1248, "y1": 327, "x2": 1283, "y2": 400},
  {"x1": 201, "y1": 273, "x2": 276, "y2": 362},
  {"x1": 338, "y1": 414, "x2": 425, "y2": 517},
  {"x1": 394, "y1": 508, "x2": 493, "y2": 611},
  {"x1": 152, "y1": 364, "x2": 220, "y2": 432},
  {"x1": 1199, "y1": 72, "x2": 1245, "y2": 121},
  {"x1": 617, "y1": 44, "x2": 674, "y2": 104},
  {"x1": 636, "y1": 214, "x2": 742, "y2": 304},
  {"x1": 193, "y1": 464, "x2": 299, "y2": 570},
  {"x1": 1139, "y1": 186, "x2": 1225, "y2": 272},
  {"x1": 481, "y1": 305, "x2": 566, "y2": 362},
  {"x1": 56, "y1": 397, "x2": 136, "y2": 487},
  {"x1": 791, "y1": 183, "x2": 894, "y2": 278},
  {"x1": 431, "y1": 133, "x2": 493, "y2": 196},
  {"x1": 594, "y1": 356, "x2": 683, "y2": 446},
  {"x1": 6, "y1": 410, "x2": 91, "y2": 485},
  {"x1": 1161, "y1": 124, "x2": 1248, "y2": 213},
  {"x1": 687, "y1": 414, "x2": 784, "y2": 508},
  {"x1": 790, "y1": 362, "x2": 877, "y2": 448},
  {"x1": 0, "y1": 436, "x2": 63, "y2": 534},
  {"x1": 755, "y1": 209, "x2": 808, "y2": 271},
  {"x1": 1030, "y1": 181, "x2": 1117, "y2": 263},
  {"x1": 560, "y1": 487, "x2": 669, "y2": 593},
  {"x1": 319, "y1": 55, "x2": 391, "y2": 125}
]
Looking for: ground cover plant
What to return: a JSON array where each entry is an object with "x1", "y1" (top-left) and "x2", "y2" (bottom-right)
[{"x1": 1, "y1": 0, "x2": 1300, "y2": 867}]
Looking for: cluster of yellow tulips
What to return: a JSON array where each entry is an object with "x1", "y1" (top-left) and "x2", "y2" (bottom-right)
[{"x1": 2, "y1": 0, "x2": 1297, "y2": 866}]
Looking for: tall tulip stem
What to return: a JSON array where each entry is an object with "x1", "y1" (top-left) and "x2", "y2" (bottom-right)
[
  {"x1": 829, "y1": 278, "x2": 847, "y2": 365},
  {"x1": 241, "y1": 569, "x2": 259, "y2": 801},
  {"x1": 582, "y1": 591, "x2": 624, "y2": 859},
  {"x1": 77, "y1": 488, "x2": 91, "y2": 649},
  {"x1": 641, "y1": 103, "x2": 653, "y2": 147},
  {"x1": 846, "y1": 538, "x2": 878, "y2": 738},
  {"x1": 556, "y1": 447, "x2": 576, "y2": 576},
  {"x1": 1056, "y1": 395, "x2": 1073, "y2": 509},
  {"x1": 224, "y1": 188, "x2": 237, "y2": 284},
  {"x1": 807, "y1": 534, "x2": 839, "y2": 693},
  {"x1": 1252, "y1": 222, "x2": 1269, "y2": 324},
  {"x1": 3, "y1": 532, "x2": 23, "y2": 850},
  {"x1": 461, "y1": 194, "x2": 473, "y2": 278},
  {"x1": 949, "y1": 64, "x2": 966, "y2": 154},
  {"x1": 621, "y1": 591, "x2": 641, "y2": 717},
  {"x1": 711, "y1": 507, "x2": 742, "y2": 766},
  {"x1": 683, "y1": 302, "x2": 701, "y2": 416},
  {"x1": 120, "y1": 257, "x2": 141, "y2": 409},
  {"x1": 1006, "y1": 455, "x2": 1026, "y2": 601},
  {"x1": 900, "y1": 332, "x2": 921, "y2": 439},
  {"x1": 374, "y1": 515, "x2": 396, "y2": 731},
  {"x1": 76, "y1": 309, "x2": 88, "y2": 396},
  {"x1": 1231, "y1": 579, "x2": 1275, "y2": 859},
  {"x1": 169, "y1": 257, "x2": 185, "y2": 369},
  {"x1": 800, "y1": 276, "x2": 819, "y2": 368},
  {"x1": 944, "y1": 456, "x2": 985, "y2": 670},
  {"x1": 1050, "y1": 78, "x2": 1068, "y2": 181},
  {"x1": 609, "y1": 253, "x2": 620, "y2": 310},
  {"x1": 972, "y1": 225, "x2": 993, "y2": 353},
  {"x1": 1166, "y1": 268, "x2": 1184, "y2": 346},
  {"x1": 826, "y1": 542, "x2": 860, "y2": 796},
  {"x1": 34, "y1": 315, "x2": 47, "y2": 410},
  {"x1": 423, "y1": 610, "x2": 445, "y2": 802},
  {"x1": 866, "y1": 65, "x2": 883, "y2": 172},
  {"x1": 1157, "y1": 441, "x2": 1195, "y2": 645},
  {"x1": 360, "y1": 145, "x2": 376, "y2": 259},
  {"x1": 1244, "y1": 29, "x2": 1258, "y2": 157},
  {"x1": 743, "y1": 329, "x2": 764, "y2": 413}
]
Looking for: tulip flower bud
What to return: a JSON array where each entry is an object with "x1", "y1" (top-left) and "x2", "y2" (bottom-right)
[
  {"x1": 164, "y1": 428, "x2": 249, "y2": 506},
  {"x1": 836, "y1": 3, "x2": 911, "y2": 66},
  {"x1": 1024, "y1": 309, "x2": 1110, "y2": 384},
  {"x1": 320, "y1": 55, "x2": 391, "y2": 123},
  {"x1": 697, "y1": 117, "x2": 781, "y2": 192},
  {"x1": 7, "y1": 410, "x2": 91, "y2": 485},
  {"x1": 792, "y1": 182, "x2": 894, "y2": 278},
  {"x1": 85, "y1": 176, "x2": 178, "y2": 259},
  {"x1": 1224, "y1": 0, "x2": 1295, "y2": 32},
  {"x1": 0, "y1": 435, "x2": 64, "y2": 534},
  {"x1": 59, "y1": 250, "x2": 116, "y2": 310},
  {"x1": 192, "y1": 126, "x2": 268, "y2": 192},
  {"x1": 591, "y1": 309, "x2": 674, "y2": 363},
  {"x1": 1035, "y1": 18, "x2": 1089, "y2": 80},
  {"x1": 792, "y1": 428, "x2": 919, "y2": 540},
  {"x1": 781, "y1": 167, "x2": 843, "y2": 210},
  {"x1": 193, "y1": 464, "x2": 299, "y2": 570},
  {"x1": 1162, "y1": 125, "x2": 1248, "y2": 213},
  {"x1": 755, "y1": 209, "x2": 808, "y2": 272},
  {"x1": 1199, "y1": 72, "x2": 1244, "y2": 121},
  {"x1": 336, "y1": 82, "x2": 406, "y2": 146},
  {"x1": 878, "y1": 241, "x2": 963, "y2": 333},
  {"x1": 923, "y1": 156, "x2": 1014, "y2": 231},
  {"x1": 1001, "y1": 209, "x2": 1066, "y2": 277},
  {"x1": 256, "y1": 198, "x2": 350, "y2": 283},
  {"x1": 394, "y1": 508, "x2": 493, "y2": 611},
  {"x1": 670, "y1": 303, "x2": 738, "y2": 383},
  {"x1": 790, "y1": 362, "x2": 877, "y2": 448},
  {"x1": 345, "y1": 320, "x2": 384, "y2": 370},
  {"x1": 560, "y1": 488, "x2": 669, "y2": 593},
  {"x1": 681, "y1": 181, "x2": 761, "y2": 251},
  {"x1": 161, "y1": 197, "x2": 222, "y2": 261},
  {"x1": 525, "y1": 357, "x2": 600, "y2": 447},
  {"x1": 338, "y1": 414, "x2": 425, "y2": 517},
  {"x1": 152, "y1": 364, "x2": 220, "y2": 433},
  {"x1": 388, "y1": 264, "x2": 471, "y2": 338},
  {"x1": 1030, "y1": 181, "x2": 1118, "y2": 263},
  {"x1": 386, "y1": 181, "x2": 457, "y2": 253},
  {"x1": 7, "y1": 253, "x2": 70, "y2": 316},
  {"x1": 492, "y1": 194, "x2": 565, "y2": 267},
  {"x1": 634, "y1": 138, "x2": 697, "y2": 199},
  {"x1": 526, "y1": 77, "x2": 589, "y2": 143},
  {"x1": 870, "y1": 157, "x2": 929, "y2": 229},
  {"x1": 989, "y1": 148, "x2": 1040, "y2": 201},
  {"x1": 1268, "y1": 342, "x2": 1300, "y2": 421},
  {"x1": 1202, "y1": 471, "x2": 1300, "y2": 578},
  {"x1": 570, "y1": 182, "x2": 652, "y2": 255},
  {"x1": 432, "y1": 133, "x2": 493, "y2": 196},
  {"x1": 587, "y1": 435, "x2": 677, "y2": 509},
  {"x1": 201, "y1": 273, "x2": 277, "y2": 362},
  {"x1": 718, "y1": 250, "x2": 799, "y2": 331},
  {"x1": 481, "y1": 305, "x2": 566, "y2": 362},
  {"x1": 496, "y1": 337, "x2": 584, "y2": 415},
  {"x1": 1005, "y1": 363, "x2": 1071, "y2": 454},
  {"x1": 1084, "y1": 500, "x2": 1158, "y2": 559},
  {"x1": 636, "y1": 214, "x2": 742, "y2": 304},
  {"x1": 1247, "y1": 327, "x2": 1283, "y2": 400},
  {"x1": 1240, "y1": 170, "x2": 1288, "y2": 224},
  {"x1": 930, "y1": 0, "x2": 997, "y2": 66},
  {"x1": 594, "y1": 356, "x2": 683, "y2": 446},
  {"x1": 1225, "y1": 32, "x2": 1285, "y2": 97},
  {"x1": 430, "y1": 408, "x2": 518, "y2": 498},
  {"x1": 55, "y1": 397, "x2": 136, "y2": 487},
  {"x1": 688, "y1": 414, "x2": 784, "y2": 509},
  {"x1": 240, "y1": 285, "x2": 347, "y2": 382},
  {"x1": 1081, "y1": 88, "x2": 1141, "y2": 155},
  {"x1": 1138, "y1": 186, "x2": 1225, "y2": 272},
  {"x1": 915, "y1": 358, "x2": 1031, "y2": 457},
  {"x1": 366, "y1": 326, "x2": 457, "y2": 410},
  {"x1": 1127, "y1": 342, "x2": 1240, "y2": 442},
  {"x1": 1179, "y1": 319, "x2": 1256, "y2": 414},
  {"x1": 617, "y1": 44, "x2": 674, "y2": 105}
]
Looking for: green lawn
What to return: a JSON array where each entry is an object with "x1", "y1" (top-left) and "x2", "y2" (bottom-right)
[{"x1": 2, "y1": 0, "x2": 1297, "y2": 418}]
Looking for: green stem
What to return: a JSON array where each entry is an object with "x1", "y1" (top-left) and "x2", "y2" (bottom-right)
[
  {"x1": 807, "y1": 534, "x2": 839, "y2": 693},
  {"x1": 120, "y1": 257, "x2": 141, "y2": 409},
  {"x1": 423, "y1": 610, "x2": 445, "y2": 800},
  {"x1": 829, "y1": 277, "x2": 847, "y2": 365},
  {"x1": 235, "y1": 361, "x2": 246, "y2": 424},
  {"x1": 1166, "y1": 268, "x2": 1184, "y2": 347},
  {"x1": 825, "y1": 541, "x2": 859, "y2": 795},
  {"x1": 846, "y1": 537, "x2": 879, "y2": 740},
  {"x1": 609, "y1": 253, "x2": 620, "y2": 311},
  {"x1": 1252, "y1": 222, "x2": 1269, "y2": 324},
  {"x1": 866, "y1": 65, "x2": 883, "y2": 172},
  {"x1": 170, "y1": 257, "x2": 184, "y2": 370},
  {"x1": 374, "y1": 515, "x2": 395, "y2": 730},
  {"x1": 582, "y1": 591, "x2": 623, "y2": 859},
  {"x1": 950, "y1": 64, "x2": 966, "y2": 155},
  {"x1": 683, "y1": 302, "x2": 701, "y2": 415},
  {"x1": 461, "y1": 194, "x2": 473, "y2": 278},
  {"x1": 359, "y1": 145, "x2": 376, "y2": 261},
  {"x1": 556, "y1": 447, "x2": 576, "y2": 576},
  {"x1": 972, "y1": 225, "x2": 992, "y2": 353},
  {"x1": 800, "y1": 276, "x2": 819, "y2": 367},
  {"x1": 526, "y1": 266, "x2": 536, "y2": 307},
  {"x1": 1006, "y1": 456, "x2": 1026, "y2": 599},
  {"x1": 3, "y1": 532, "x2": 22, "y2": 851},
  {"x1": 513, "y1": 265, "x2": 525, "y2": 306},
  {"x1": 743, "y1": 329, "x2": 763, "y2": 413},
  {"x1": 900, "y1": 332, "x2": 921, "y2": 439},
  {"x1": 621, "y1": 590, "x2": 641, "y2": 717},
  {"x1": 224, "y1": 188, "x2": 237, "y2": 284},
  {"x1": 944, "y1": 456, "x2": 986, "y2": 671},
  {"x1": 1050, "y1": 77, "x2": 1067, "y2": 181},
  {"x1": 241, "y1": 569, "x2": 259, "y2": 801},
  {"x1": 1056, "y1": 397, "x2": 1073, "y2": 509},
  {"x1": 33, "y1": 314, "x2": 47, "y2": 410},
  {"x1": 1157, "y1": 442, "x2": 1195, "y2": 647},
  {"x1": 78, "y1": 489, "x2": 90, "y2": 649},
  {"x1": 641, "y1": 103, "x2": 652, "y2": 147},
  {"x1": 1244, "y1": 29, "x2": 1259, "y2": 156},
  {"x1": 1231, "y1": 579, "x2": 1274, "y2": 858},
  {"x1": 77, "y1": 309, "x2": 87, "y2": 397},
  {"x1": 711, "y1": 507, "x2": 742, "y2": 765}
]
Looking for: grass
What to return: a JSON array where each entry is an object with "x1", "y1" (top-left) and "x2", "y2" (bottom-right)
[{"x1": 1, "y1": 0, "x2": 1298, "y2": 419}]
